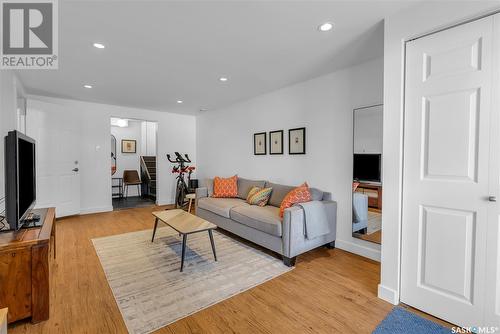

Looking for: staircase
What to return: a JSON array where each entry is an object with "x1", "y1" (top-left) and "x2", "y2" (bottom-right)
[{"x1": 140, "y1": 156, "x2": 156, "y2": 199}]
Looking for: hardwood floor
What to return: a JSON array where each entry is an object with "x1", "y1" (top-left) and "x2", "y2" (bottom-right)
[
  {"x1": 356, "y1": 230, "x2": 382, "y2": 244},
  {"x1": 9, "y1": 205, "x2": 395, "y2": 334}
]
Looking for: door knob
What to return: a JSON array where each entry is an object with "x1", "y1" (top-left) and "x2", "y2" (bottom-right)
[
  {"x1": 72, "y1": 168, "x2": 79, "y2": 172},
  {"x1": 488, "y1": 196, "x2": 497, "y2": 202}
]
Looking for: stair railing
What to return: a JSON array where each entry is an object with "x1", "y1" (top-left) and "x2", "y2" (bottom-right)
[{"x1": 140, "y1": 156, "x2": 152, "y2": 181}]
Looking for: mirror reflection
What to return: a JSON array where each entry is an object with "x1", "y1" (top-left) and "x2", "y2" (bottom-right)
[
  {"x1": 352, "y1": 104, "x2": 383, "y2": 244},
  {"x1": 111, "y1": 134, "x2": 117, "y2": 176}
]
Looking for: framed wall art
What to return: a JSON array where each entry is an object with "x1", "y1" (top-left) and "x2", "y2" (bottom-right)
[
  {"x1": 121, "y1": 139, "x2": 137, "y2": 153},
  {"x1": 269, "y1": 130, "x2": 284, "y2": 155},
  {"x1": 254, "y1": 132, "x2": 267, "y2": 155},
  {"x1": 289, "y1": 127, "x2": 306, "y2": 154}
]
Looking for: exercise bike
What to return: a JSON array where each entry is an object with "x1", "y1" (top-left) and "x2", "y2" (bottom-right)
[{"x1": 167, "y1": 152, "x2": 195, "y2": 209}]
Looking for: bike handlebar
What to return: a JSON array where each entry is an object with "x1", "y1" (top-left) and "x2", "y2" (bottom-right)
[{"x1": 167, "y1": 152, "x2": 191, "y2": 163}]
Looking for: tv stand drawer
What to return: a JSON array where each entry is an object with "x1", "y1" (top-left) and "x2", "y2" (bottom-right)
[{"x1": 0, "y1": 248, "x2": 32, "y2": 322}]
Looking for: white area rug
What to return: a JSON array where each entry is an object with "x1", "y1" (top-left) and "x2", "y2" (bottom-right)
[
  {"x1": 367, "y1": 210, "x2": 382, "y2": 234},
  {"x1": 92, "y1": 227, "x2": 292, "y2": 334}
]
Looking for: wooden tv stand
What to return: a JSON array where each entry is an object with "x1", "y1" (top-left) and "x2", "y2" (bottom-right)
[
  {"x1": 0, "y1": 208, "x2": 56, "y2": 324},
  {"x1": 355, "y1": 182, "x2": 382, "y2": 210}
]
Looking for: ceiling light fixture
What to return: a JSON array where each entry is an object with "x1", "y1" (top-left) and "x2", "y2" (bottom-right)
[
  {"x1": 116, "y1": 119, "x2": 128, "y2": 127},
  {"x1": 83, "y1": 84, "x2": 92, "y2": 89},
  {"x1": 93, "y1": 43, "x2": 105, "y2": 49},
  {"x1": 219, "y1": 77, "x2": 228, "y2": 82},
  {"x1": 318, "y1": 22, "x2": 334, "y2": 32},
  {"x1": 177, "y1": 100, "x2": 183, "y2": 104},
  {"x1": 110, "y1": 118, "x2": 129, "y2": 127}
]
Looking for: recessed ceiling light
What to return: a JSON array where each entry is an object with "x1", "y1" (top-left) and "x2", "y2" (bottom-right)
[
  {"x1": 83, "y1": 84, "x2": 92, "y2": 89},
  {"x1": 219, "y1": 77, "x2": 228, "y2": 82},
  {"x1": 318, "y1": 22, "x2": 334, "y2": 32},
  {"x1": 116, "y1": 119, "x2": 128, "y2": 127},
  {"x1": 93, "y1": 43, "x2": 105, "y2": 49},
  {"x1": 177, "y1": 100, "x2": 183, "y2": 104}
]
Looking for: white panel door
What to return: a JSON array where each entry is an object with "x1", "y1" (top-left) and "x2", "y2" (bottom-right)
[
  {"x1": 401, "y1": 16, "x2": 497, "y2": 327},
  {"x1": 26, "y1": 100, "x2": 80, "y2": 217},
  {"x1": 485, "y1": 14, "x2": 500, "y2": 329}
]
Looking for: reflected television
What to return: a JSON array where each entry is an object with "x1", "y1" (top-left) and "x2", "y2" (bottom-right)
[{"x1": 353, "y1": 154, "x2": 381, "y2": 183}]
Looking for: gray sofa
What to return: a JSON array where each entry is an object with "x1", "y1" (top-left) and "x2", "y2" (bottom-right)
[
  {"x1": 352, "y1": 192, "x2": 368, "y2": 233},
  {"x1": 195, "y1": 178, "x2": 337, "y2": 266}
]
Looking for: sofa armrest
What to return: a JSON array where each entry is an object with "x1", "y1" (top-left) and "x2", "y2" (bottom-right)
[
  {"x1": 353, "y1": 192, "x2": 368, "y2": 222},
  {"x1": 282, "y1": 201, "x2": 337, "y2": 258},
  {"x1": 195, "y1": 187, "x2": 208, "y2": 210},
  {"x1": 282, "y1": 206, "x2": 305, "y2": 257},
  {"x1": 196, "y1": 187, "x2": 208, "y2": 199},
  {"x1": 322, "y1": 200, "x2": 338, "y2": 235}
]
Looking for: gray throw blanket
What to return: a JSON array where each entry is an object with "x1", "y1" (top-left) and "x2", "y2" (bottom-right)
[{"x1": 296, "y1": 201, "x2": 330, "y2": 240}]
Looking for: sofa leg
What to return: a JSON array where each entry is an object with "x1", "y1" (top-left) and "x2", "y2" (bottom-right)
[
  {"x1": 325, "y1": 241, "x2": 335, "y2": 249},
  {"x1": 283, "y1": 256, "x2": 296, "y2": 267}
]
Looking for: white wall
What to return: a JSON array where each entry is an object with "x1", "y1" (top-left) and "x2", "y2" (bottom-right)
[
  {"x1": 26, "y1": 96, "x2": 196, "y2": 214},
  {"x1": 140, "y1": 121, "x2": 157, "y2": 156},
  {"x1": 380, "y1": 2, "x2": 500, "y2": 305},
  {"x1": 111, "y1": 120, "x2": 143, "y2": 197},
  {"x1": 197, "y1": 57, "x2": 384, "y2": 261},
  {"x1": 0, "y1": 71, "x2": 25, "y2": 203},
  {"x1": 354, "y1": 105, "x2": 383, "y2": 154}
]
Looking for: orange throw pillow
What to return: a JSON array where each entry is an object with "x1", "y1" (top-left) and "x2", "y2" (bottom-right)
[
  {"x1": 353, "y1": 182, "x2": 360, "y2": 192},
  {"x1": 279, "y1": 182, "x2": 312, "y2": 218},
  {"x1": 212, "y1": 175, "x2": 238, "y2": 198}
]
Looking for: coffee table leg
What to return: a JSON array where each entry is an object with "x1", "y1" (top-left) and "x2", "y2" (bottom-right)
[
  {"x1": 208, "y1": 230, "x2": 217, "y2": 261},
  {"x1": 180, "y1": 234, "x2": 187, "y2": 272},
  {"x1": 151, "y1": 218, "x2": 159, "y2": 242}
]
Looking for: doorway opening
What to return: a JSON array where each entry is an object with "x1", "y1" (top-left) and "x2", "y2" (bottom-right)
[{"x1": 110, "y1": 117, "x2": 158, "y2": 210}]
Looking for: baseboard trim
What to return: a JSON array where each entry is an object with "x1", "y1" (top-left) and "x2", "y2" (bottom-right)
[
  {"x1": 156, "y1": 199, "x2": 174, "y2": 206},
  {"x1": 79, "y1": 206, "x2": 113, "y2": 215},
  {"x1": 335, "y1": 239, "x2": 381, "y2": 262},
  {"x1": 378, "y1": 284, "x2": 399, "y2": 305}
]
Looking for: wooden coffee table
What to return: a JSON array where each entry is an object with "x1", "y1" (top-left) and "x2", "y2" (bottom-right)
[{"x1": 151, "y1": 209, "x2": 217, "y2": 272}]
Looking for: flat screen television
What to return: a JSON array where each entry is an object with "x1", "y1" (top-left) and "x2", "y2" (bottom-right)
[
  {"x1": 353, "y1": 153, "x2": 381, "y2": 183},
  {"x1": 4, "y1": 130, "x2": 36, "y2": 231}
]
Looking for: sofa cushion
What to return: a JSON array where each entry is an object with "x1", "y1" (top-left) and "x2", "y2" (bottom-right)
[
  {"x1": 266, "y1": 182, "x2": 295, "y2": 207},
  {"x1": 309, "y1": 187, "x2": 324, "y2": 201},
  {"x1": 197, "y1": 197, "x2": 248, "y2": 218},
  {"x1": 237, "y1": 178, "x2": 266, "y2": 199},
  {"x1": 230, "y1": 205, "x2": 282, "y2": 237}
]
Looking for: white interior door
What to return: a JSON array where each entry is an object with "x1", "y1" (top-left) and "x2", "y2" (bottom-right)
[
  {"x1": 401, "y1": 15, "x2": 498, "y2": 327},
  {"x1": 26, "y1": 100, "x2": 81, "y2": 217},
  {"x1": 485, "y1": 14, "x2": 500, "y2": 329}
]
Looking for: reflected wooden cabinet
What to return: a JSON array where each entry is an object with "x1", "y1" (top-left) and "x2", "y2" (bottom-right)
[{"x1": 355, "y1": 183, "x2": 382, "y2": 210}]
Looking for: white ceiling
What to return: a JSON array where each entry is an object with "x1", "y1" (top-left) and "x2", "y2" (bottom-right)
[{"x1": 16, "y1": 1, "x2": 417, "y2": 114}]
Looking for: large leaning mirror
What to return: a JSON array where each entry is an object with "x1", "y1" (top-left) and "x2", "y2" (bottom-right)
[
  {"x1": 352, "y1": 104, "x2": 383, "y2": 244},
  {"x1": 111, "y1": 134, "x2": 117, "y2": 175}
]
